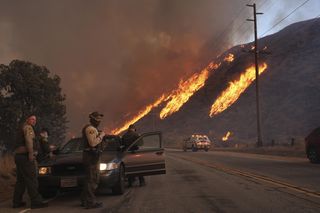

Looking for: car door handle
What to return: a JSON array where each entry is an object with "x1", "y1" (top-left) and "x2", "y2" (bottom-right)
[{"x1": 155, "y1": 151, "x2": 164, "y2": 155}]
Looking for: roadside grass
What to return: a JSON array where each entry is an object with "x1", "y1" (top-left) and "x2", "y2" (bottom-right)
[
  {"x1": 0, "y1": 153, "x2": 15, "y2": 202},
  {"x1": 213, "y1": 144, "x2": 306, "y2": 158},
  {"x1": 167, "y1": 139, "x2": 306, "y2": 158}
]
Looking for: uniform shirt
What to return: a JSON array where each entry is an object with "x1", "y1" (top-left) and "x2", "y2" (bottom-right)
[
  {"x1": 23, "y1": 123, "x2": 36, "y2": 153},
  {"x1": 85, "y1": 125, "x2": 105, "y2": 147}
]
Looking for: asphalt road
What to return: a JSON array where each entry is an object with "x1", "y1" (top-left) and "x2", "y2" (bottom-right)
[{"x1": 1, "y1": 149, "x2": 319, "y2": 213}]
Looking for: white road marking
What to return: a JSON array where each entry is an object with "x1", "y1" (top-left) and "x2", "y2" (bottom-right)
[{"x1": 18, "y1": 208, "x2": 30, "y2": 213}]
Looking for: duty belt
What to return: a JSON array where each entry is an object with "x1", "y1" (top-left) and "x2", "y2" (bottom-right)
[{"x1": 84, "y1": 148, "x2": 99, "y2": 152}]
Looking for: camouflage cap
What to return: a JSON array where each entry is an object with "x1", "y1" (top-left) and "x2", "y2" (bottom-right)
[{"x1": 89, "y1": 111, "x2": 104, "y2": 121}]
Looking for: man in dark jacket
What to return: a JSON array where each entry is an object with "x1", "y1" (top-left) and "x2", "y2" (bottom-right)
[
  {"x1": 122, "y1": 124, "x2": 145, "y2": 186},
  {"x1": 37, "y1": 128, "x2": 53, "y2": 162}
]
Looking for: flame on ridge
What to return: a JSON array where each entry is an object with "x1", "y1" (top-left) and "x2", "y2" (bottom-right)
[
  {"x1": 209, "y1": 63, "x2": 268, "y2": 117},
  {"x1": 159, "y1": 68, "x2": 210, "y2": 119},
  {"x1": 159, "y1": 54, "x2": 235, "y2": 119},
  {"x1": 111, "y1": 52, "x2": 236, "y2": 134},
  {"x1": 222, "y1": 131, "x2": 231, "y2": 141},
  {"x1": 111, "y1": 94, "x2": 169, "y2": 135}
]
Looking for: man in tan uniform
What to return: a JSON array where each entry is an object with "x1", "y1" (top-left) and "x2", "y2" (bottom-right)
[
  {"x1": 13, "y1": 115, "x2": 48, "y2": 209},
  {"x1": 81, "y1": 112, "x2": 107, "y2": 209}
]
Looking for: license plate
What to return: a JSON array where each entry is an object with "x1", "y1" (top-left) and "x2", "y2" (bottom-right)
[{"x1": 60, "y1": 177, "x2": 77, "y2": 188}]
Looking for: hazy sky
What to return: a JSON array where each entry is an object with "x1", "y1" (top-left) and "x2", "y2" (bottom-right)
[{"x1": 0, "y1": 0, "x2": 319, "y2": 138}]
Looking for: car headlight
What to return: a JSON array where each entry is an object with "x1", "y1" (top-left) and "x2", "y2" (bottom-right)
[
  {"x1": 39, "y1": 167, "x2": 51, "y2": 175},
  {"x1": 99, "y1": 163, "x2": 119, "y2": 171}
]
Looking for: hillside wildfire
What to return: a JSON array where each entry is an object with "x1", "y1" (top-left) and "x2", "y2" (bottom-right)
[
  {"x1": 112, "y1": 53, "x2": 235, "y2": 134},
  {"x1": 111, "y1": 18, "x2": 320, "y2": 148},
  {"x1": 209, "y1": 63, "x2": 268, "y2": 117}
]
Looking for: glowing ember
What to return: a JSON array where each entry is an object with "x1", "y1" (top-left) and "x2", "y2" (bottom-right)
[
  {"x1": 224, "y1": 53, "x2": 234, "y2": 63},
  {"x1": 209, "y1": 63, "x2": 268, "y2": 117},
  {"x1": 222, "y1": 131, "x2": 231, "y2": 141},
  {"x1": 111, "y1": 95, "x2": 168, "y2": 135}
]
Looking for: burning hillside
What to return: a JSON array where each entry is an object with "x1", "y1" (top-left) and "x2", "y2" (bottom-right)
[
  {"x1": 115, "y1": 18, "x2": 320, "y2": 146},
  {"x1": 209, "y1": 63, "x2": 268, "y2": 117},
  {"x1": 112, "y1": 53, "x2": 234, "y2": 134}
]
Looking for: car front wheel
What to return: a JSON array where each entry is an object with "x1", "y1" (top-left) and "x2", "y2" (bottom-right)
[
  {"x1": 112, "y1": 165, "x2": 125, "y2": 195},
  {"x1": 307, "y1": 148, "x2": 320, "y2": 163}
]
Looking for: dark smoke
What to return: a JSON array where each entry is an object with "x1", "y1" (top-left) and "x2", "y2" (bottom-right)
[{"x1": 0, "y1": 0, "x2": 245, "y2": 137}]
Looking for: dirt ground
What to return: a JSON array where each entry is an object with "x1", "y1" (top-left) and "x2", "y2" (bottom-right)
[
  {"x1": 0, "y1": 153, "x2": 15, "y2": 203},
  {"x1": 212, "y1": 145, "x2": 306, "y2": 158}
]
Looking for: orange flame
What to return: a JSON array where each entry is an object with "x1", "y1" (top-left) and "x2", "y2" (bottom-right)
[
  {"x1": 111, "y1": 52, "x2": 237, "y2": 134},
  {"x1": 159, "y1": 54, "x2": 235, "y2": 119},
  {"x1": 159, "y1": 68, "x2": 210, "y2": 119},
  {"x1": 222, "y1": 131, "x2": 231, "y2": 141},
  {"x1": 111, "y1": 94, "x2": 168, "y2": 135},
  {"x1": 209, "y1": 63, "x2": 268, "y2": 117}
]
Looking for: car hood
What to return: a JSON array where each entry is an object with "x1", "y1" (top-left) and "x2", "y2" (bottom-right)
[{"x1": 39, "y1": 151, "x2": 120, "y2": 166}]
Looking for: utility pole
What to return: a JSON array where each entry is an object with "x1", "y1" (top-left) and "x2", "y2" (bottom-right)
[{"x1": 246, "y1": 3, "x2": 263, "y2": 147}]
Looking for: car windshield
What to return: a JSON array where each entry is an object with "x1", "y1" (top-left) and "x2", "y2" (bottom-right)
[
  {"x1": 102, "y1": 136, "x2": 121, "y2": 151},
  {"x1": 60, "y1": 138, "x2": 83, "y2": 154}
]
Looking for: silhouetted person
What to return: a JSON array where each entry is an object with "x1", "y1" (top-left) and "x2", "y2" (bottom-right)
[
  {"x1": 37, "y1": 128, "x2": 53, "y2": 162},
  {"x1": 122, "y1": 124, "x2": 145, "y2": 186}
]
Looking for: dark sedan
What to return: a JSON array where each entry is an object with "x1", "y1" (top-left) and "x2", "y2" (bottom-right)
[
  {"x1": 37, "y1": 131, "x2": 166, "y2": 197},
  {"x1": 305, "y1": 127, "x2": 320, "y2": 163}
]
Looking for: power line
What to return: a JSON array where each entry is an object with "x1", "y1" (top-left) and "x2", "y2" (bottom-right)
[
  {"x1": 208, "y1": 0, "x2": 272, "y2": 52},
  {"x1": 208, "y1": 0, "x2": 254, "y2": 51},
  {"x1": 261, "y1": 0, "x2": 311, "y2": 37},
  {"x1": 231, "y1": 0, "x2": 271, "y2": 45},
  {"x1": 257, "y1": 0, "x2": 271, "y2": 11}
]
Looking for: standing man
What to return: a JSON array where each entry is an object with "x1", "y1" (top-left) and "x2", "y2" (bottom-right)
[
  {"x1": 81, "y1": 112, "x2": 106, "y2": 209},
  {"x1": 122, "y1": 124, "x2": 145, "y2": 186},
  {"x1": 13, "y1": 115, "x2": 48, "y2": 209}
]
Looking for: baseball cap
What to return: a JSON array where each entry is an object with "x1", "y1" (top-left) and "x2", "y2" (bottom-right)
[{"x1": 89, "y1": 111, "x2": 104, "y2": 121}]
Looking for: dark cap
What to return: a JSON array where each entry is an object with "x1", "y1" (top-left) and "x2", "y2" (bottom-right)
[
  {"x1": 89, "y1": 111, "x2": 104, "y2": 121},
  {"x1": 128, "y1": 124, "x2": 136, "y2": 129}
]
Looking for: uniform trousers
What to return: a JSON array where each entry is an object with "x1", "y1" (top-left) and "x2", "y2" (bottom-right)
[
  {"x1": 81, "y1": 151, "x2": 100, "y2": 206},
  {"x1": 13, "y1": 154, "x2": 43, "y2": 205}
]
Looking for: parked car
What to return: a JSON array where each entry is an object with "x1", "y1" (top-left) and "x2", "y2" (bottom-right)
[
  {"x1": 37, "y1": 131, "x2": 166, "y2": 197},
  {"x1": 305, "y1": 127, "x2": 320, "y2": 163},
  {"x1": 182, "y1": 134, "x2": 211, "y2": 152}
]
